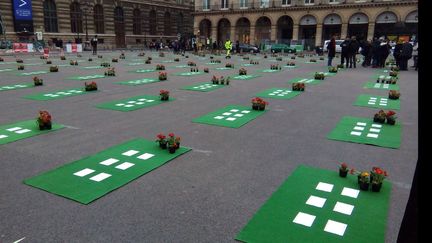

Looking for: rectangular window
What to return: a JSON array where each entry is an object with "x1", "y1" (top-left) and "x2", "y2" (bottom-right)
[
  {"x1": 282, "y1": 0, "x2": 292, "y2": 5},
  {"x1": 203, "y1": 0, "x2": 210, "y2": 10},
  {"x1": 304, "y1": 0, "x2": 314, "y2": 5},
  {"x1": 329, "y1": 0, "x2": 339, "y2": 3},
  {"x1": 260, "y1": 0, "x2": 269, "y2": 8},
  {"x1": 221, "y1": 0, "x2": 229, "y2": 9},
  {"x1": 240, "y1": 0, "x2": 248, "y2": 8}
]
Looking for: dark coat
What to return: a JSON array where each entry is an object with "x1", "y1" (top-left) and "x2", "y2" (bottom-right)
[
  {"x1": 327, "y1": 39, "x2": 336, "y2": 57},
  {"x1": 340, "y1": 40, "x2": 350, "y2": 55},
  {"x1": 393, "y1": 43, "x2": 403, "y2": 58},
  {"x1": 401, "y1": 42, "x2": 413, "y2": 59},
  {"x1": 348, "y1": 40, "x2": 360, "y2": 54}
]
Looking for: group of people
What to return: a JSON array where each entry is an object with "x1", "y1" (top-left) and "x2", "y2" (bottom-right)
[{"x1": 327, "y1": 35, "x2": 418, "y2": 71}]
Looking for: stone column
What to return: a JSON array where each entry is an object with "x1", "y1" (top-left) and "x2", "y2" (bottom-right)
[
  {"x1": 367, "y1": 22, "x2": 375, "y2": 41},
  {"x1": 271, "y1": 24, "x2": 277, "y2": 43},
  {"x1": 230, "y1": 25, "x2": 236, "y2": 41},
  {"x1": 211, "y1": 27, "x2": 217, "y2": 43},
  {"x1": 341, "y1": 23, "x2": 348, "y2": 39},
  {"x1": 292, "y1": 24, "x2": 299, "y2": 41},
  {"x1": 250, "y1": 26, "x2": 256, "y2": 45},
  {"x1": 315, "y1": 24, "x2": 323, "y2": 46}
]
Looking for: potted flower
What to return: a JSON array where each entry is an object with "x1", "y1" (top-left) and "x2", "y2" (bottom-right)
[
  {"x1": 389, "y1": 70, "x2": 398, "y2": 77},
  {"x1": 328, "y1": 66, "x2": 338, "y2": 73},
  {"x1": 36, "y1": 110, "x2": 52, "y2": 130},
  {"x1": 160, "y1": 90, "x2": 169, "y2": 101},
  {"x1": 225, "y1": 77, "x2": 230, "y2": 85},
  {"x1": 211, "y1": 75, "x2": 219, "y2": 85},
  {"x1": 339, "y1": 162, "x2": 349, "y2": 177},
  {"x1": 16, "y1": 59, "x2": 23, "y2": 63},
  {"x1": 388, "y1": 90, "x2": 400, "y2": 100},
  {"x1": 159, "y1": 52, "x2": 165, "y2": 57},
  {"x1": 101, "y1": 62, "x2": 110, "y2": 67},
  {"x1": 270, "y1": 64, "x2": 281, "y2": 70},
  {"x1": 292, "y1": 82, "x2": 305, "y2": 91},
  {"x1": 370, "y1": 167, "x2": 388, "y2": 192},
  {"x1": 88, "y1": 58, "x2": 93, "y2": 62},
  {"x1": 104, "y1": 67, "x2": 115, "y2": 76},
  {"x1": 298, "y1": 54, "x2": 305, "y2": 58},
  {"x1": 386, "y1": 110, "x2": 397, "y2": 125},
  {"x1": 60, "y1": 56, "x2": 66, "y2": 60},
  {"x1": 112, "y1": 58, "x2": 118, "y2": 62},
  {"x1": 225, "y1": 63, "x2": 234, "y2": 68},
  {"x1": 156, "y1": 133, "x2": 167, "y2": 149},
  {"x1": 167, "y1": 133, "x2": 177, "y2": 154},
  {"x1": 251, "y1": 97, "x2": 268, "y2": 111},
  {"x1": 145, "y1": 59, "x2": 152, "y2": 64},
  {"x1": 187, "y1": 61, "x2": 196, "y2": 66},
  {"x1": 210, "y1": 56, "x2": 214, "y2": 59},
  {"x1": 239, "y1": 68, "x2": 247, "y2": 75},
  {"x1": 319, "y1": 57, "x2": 325, "y2": 60},
  {"x1": 147, "y1": 57, "x2": 153, "y2": 61},
  {"x1": 33, "y1": 76, "x2": 43, "y2": 86},
  {"x1": 190, "y1": 67, "x2": 199, "y2": 72},
  {"x1": 0, "y1": 57, "x2": 4, "y2": 62},
  {"x1": 314, "y1": 72, "x2": 325, "y2": 80},
  {"x1": 158, "y1": 72, "x2": 167, "y2": 81},
  {"x1": 263, "y1": 55, "x2": 268, "y2": 58},
  {"x1": 46, "y1": 60, "x2": 52, "y2": 64},
  {"x1": 175, "y1": 136, "x2": 181, "y2": 149},
  {"x1": 120, "y1": 52, "x2": 126, "y2": 59},
  {"x1": 358, "y1": 171, "x2": 370, "y2": 191},
  {"x1": 49, "y1": 65, "x2": 58, "y2": 72},
  {"x1": 337, "y1": 64, "x2": 344, "y2": 69},
  {"x1": 290, "y1": 56, "x2": 296, "y2": 60},
  {"x1": 203, "y1": 67, "x2": 209, "y2": 73},
  {"x1": 138, "y1": 52, "x2": 145, "y2": 57},
  {"x1": 250, "y1": 60, "x2": 259, "y2": 65},
  {"x1": 70, "y1": 60, "x2": 78, "y2": 65},
  {"x1": 77, "y1": 54, "x2": 82, "y2": 58},
  {"x1": 287, "y1": 61, "x2": 295, "y2": 66},
  {"x1": 85, "y1": 81, "x2": 98, "y2": 91},
  {"x1": 391, "y1": 66, "x2": 400, "y2": 72},
  {"x1": 17, "y1": 65, "x2": 24, "y2": 70},
  {"x1": 243, "y1": 56, "x2": 250, "y2": 60},
  {"x1": 174, "y1": 58, "x2": 180, "y2": 62},
  {"x1": 276, "y1": 57, "x2": 283, "y2": 61},
  {"x1": 156, "y1": 64, "x2": 165, "y2": 70},
  {"x1": 98, "y1": 55, "x2": 103, "y2": 58},
  {"x1": 373, "y1": 110, "x2": 387, "y2": 123}
]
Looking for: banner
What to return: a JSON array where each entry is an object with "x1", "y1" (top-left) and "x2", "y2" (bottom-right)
[
  {"x1": 12, "y1": 0, "x2": 33, "y2": 20},
  {"x1": 66, "y1": 44, "x2": 83, "y2": 53},
  {"x1": 13, "y1": 43, "x2": 34, "y2": 52}
]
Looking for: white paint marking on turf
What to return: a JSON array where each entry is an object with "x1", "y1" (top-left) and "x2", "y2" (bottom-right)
[
  {"x1": 122, "y1": 150, "x2": 139, "y2": 156},
  {"x1": 13, "y1": 237, "x2": 26, "y2": 243},
  {"x1": 137, "y1": 153, "x2": 155, "y2": 160},
  {"x1": 222, "y1": 112, "x2": 232, "y2": 115},
  {"x1": 316, "y1": 182, "x2": 334, "y2": 192},
  {"x1": 383, "y1": 84, "x2": 389, "y2": 88},
  {"x1": 15, "y1": 129, "x2": 31, "y2": 134},
  {"x1": 350, "y1": 131, "x2": 362, "y2": 136},
  {"x1": 234, "y1": 114, "x2": 244, "y2": 117},
  {"x1": 63, "y1": 125, "x2": 80, "y2": 129},
  {"x1": 214, "y1": 116, "x2": 224, "y2": 119},
  {"x1": 324, "y1": 220, "x2": 347, "y2": 236},
  {"x1": 333, "y1": 201, "x2": 355, "y2": 215},
  {"x1": 353, "y1": 126, "x2": 364, "y2": 131},
  {"x1": 7, "y1": 127, "x2": 21, "y2": 132},
  {"x1": 90, "y1": 173, "x2": 111, "y2": 182},
  {"x1": 371, "y1": 124, "x2": 382, "y2": 128},
  {"x1": 369, "y1": 97, "x2": 377, "y2": 100},
  {"x1": 74, "y1": 168, "x2": 95, "y2": 177},
  {"x1": 374, "y1": 84, "x2": 381, "y2": 88},
  {"x1": 341, "y1": 187, "x2": 359, "y2": 198},
  {"x1": 0, "y1": 134, "x2": 8, "y2": 139},
  {"x1": 124, "y1": 105, "x2": 134, "y2": 107},
  {"x1": 241, "y1": 110, "x2": 250, "y2": 114},
  {"x1": 356, "y1": 122, "x2": 366, "y2": 126},
  {"x1": 226, "y1": 117, "x2": 236, "y2": 121},
  {"x1": 230, "y1": 109, "x2": 239, "y2": 112},
  {"x1": 367, "y1": 133, "x2": 379, "y2": 138},
  {"x1": 293, "y1": 212, "x2": 316, "y2": 227},
  {"x1": 100, "y1": 158, "x2": 119, "y2": 166},
  {"x1": 369, "y1": 128, "x2": 381, "y2": 133},
  {"x1": 305, "y1": 195, "x2": 327, "y2": 208},
  {"x1": 115, "y1": 162, "x2": 135, "y2": 170}
]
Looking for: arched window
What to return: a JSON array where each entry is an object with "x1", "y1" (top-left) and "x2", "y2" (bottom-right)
[
  {"x1": 149, "y1": 10, "x2": 156, "y2": 35},
  {"x1": 70, "y1": 1, "x2": 83, "y2": 33},
  {"x1": 133, "y1": 8, "x2": 141, "y2": 35},
  {"x1": 43, "y1": 0, "x2": 58, "y2": 32},
  {"x1": 93, "y1": 4, "x2": 104, "y2": 34},
  {"x1": 164, "y1": 12, "x2": 171, "y2": 36},
  {"x1": 114, "y1": 6, "x2": 124, "y2": 34}
]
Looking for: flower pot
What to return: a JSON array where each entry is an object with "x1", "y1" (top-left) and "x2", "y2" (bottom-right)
[
  {"x1": 339, "y1": 170, "x2": 348, "y2": 178},
  {"x1": 359, "y1": 182, "x2": 370, "y2": 191},
  {"x1": 373, "y1": 117, "x2": 386, "y2": 123},
  {"x1": 252, "y1": 104, "x2": 259, "y2": 110},
  {"x1": 159, "y1": 142, "x2": 167, "y2": 149},
  {"x1": 168, "y1": 146, "x2": 176, "y2": 154},
  {"x1": 161, "y1": 96, "x2": 169, "y2": 101},
  {"x1": 258, "y1": 105, "x2": 265, "y2": 111},
  {"x1": 371, "y1": 183, "x2": 382, "y2": 192},
  {"x1": 387, "y1": 119, "x2": 396, "y2": 125},
  {"x1": 175, "y1": 143, "x2": 180, "y2": 149}
]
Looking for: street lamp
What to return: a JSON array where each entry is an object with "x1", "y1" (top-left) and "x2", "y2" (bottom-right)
[{"x1": 81, "y1": 0, "x2": 93, "y2": 42}]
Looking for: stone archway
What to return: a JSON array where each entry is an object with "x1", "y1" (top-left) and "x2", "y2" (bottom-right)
[
  {"x1": 322, "y1": 14, "x2": 342, "y2": 41},
  {"x1": 374, "y1": 11, "x2": 398, "y2": 39},
  {"x1": 235, "y1": 17, "x2": 251, "y2": 44},
  {"x1": 255, "y1": 16, "x2": 271, "y2": 45},
  {"x1": 299, "y1": 15, "x2": 317, "y2": 50},
  {"x1": 199, "y1": 19, "x2": 212, "y2": 38},
  {"x1": 217, "y1": 18, "x2": 231, "y2": 44},
  {"x1": 348, "y1": 12, "x2": 369, "y2": 41},
  {"x1": 277, "y1": 15, "x2": 293, "y2": 44}
]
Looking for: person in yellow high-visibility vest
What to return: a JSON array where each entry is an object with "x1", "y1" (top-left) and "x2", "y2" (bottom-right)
[{"x1": 225, "y1": 39, "x2": 232, "y2": 58}]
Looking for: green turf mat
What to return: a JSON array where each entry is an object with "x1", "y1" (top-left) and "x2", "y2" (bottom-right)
[
  {"x1": 354, "y1": 94, "x2": 400, "y2": 110},
  {"x1": 363, "y1": 82, "x2": 399, "y2": 90},
  {"x1": 236, "y1": 165, "x2": 391, "y2": 243},
  {"x1": 128, "y1": 62, "x2": 145, "y2": 66},
  {"x1": 283, "y1": 65, "x2": 298, "y2": 68},
  {"x1": 82, "y1": 66, "x2": 104, "y2": 69},
  {"x1": 327, "y1": 116, "x2": 401, "y2": 149},
  {"x1": 174, "y1": 71, "x2": 205, "y2": 76},
  {"x1": 181, "y1": 82, "x2": 226, "y2": 92},
  {"x1": 133, "y1": 69, "x2": 156, "y2": 73},
  {"x1": 257, "y1": 69, "x2": 282, "y2": 73},
  {"x1": 24, "y1": 62, "x2": 44, "y2": 66},
  {"x1": 116, "y1": 78, "x2": 160, "y2": 86},
  {"x1": 68, "y1": 74, "x2": 106, "y2": 80},
  {"x1": 0, "y1": 120, "x2": 64, "y2": 145},
  {"x1": 305, "y1": 61, "x2": 320, "y2": 64},
  {"x1": 289, "y1": 77, "x2": 322, "y2": 85},
  {"x1": 192, "y1": 105, "x2": 266, "y2": 128},
  {"x1": 205, "y1": 62, "x2": 220, "y2": 65},
  {"x1": 18, "y1": 70, "x2": 49, "y2": 76},
  {"x1": 23, "y1": 88, "x2": 90, "y2": 100},
  {"x1": 96, "y1": 95, "x2": 172, "y2": 112},
  {"x1": 0, "y1": 68, "x2": 13, "y2": 72},
  {"x1": 256, "y1": 88, "x2": 301, "y2": 100},
  {"x1": 162, "y1": 60, "x2": 174, "y2": 63},
  {"x1": 241, "y1": 64, "x2": 256, "y2": 67},
  {"x1": 0, "y1": 83, "x2": 33, "y2": 91},
  {"x1": 230, "y1": 74, "x2": 261, "y2": 80},
  {"x1": 175, "y1": 65, "x2": 189, "y2": 68},
  {"x1": 0, "y1": 62, "x2": 16, "y2": 65},
  {"x1": 24, "y1": 138, "x2": 191, "y2": 204},
  {"x1": 215, "y1": 67, "x2": 234, "y2": 70}
]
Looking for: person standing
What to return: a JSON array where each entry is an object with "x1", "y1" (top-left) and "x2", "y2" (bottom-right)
[
  {"x1": 412, "y1": 41, "x2": 418, "y2": 71},
  {"x1": 361, "y1": 40, "x2": 372, "y2": 67},
  {"x1": 340, "y1": 36, "x2": 350, "y2": 68},
  {"x1": 371, "y1": 37, "x2": 380, "y2": 68},
  {"x1": 399, "y1": 40, "x2": 413, "y2": 71},
  {"x1": 225, "y1": 39, "x2": 232, "y2": 58},
  {"x1": 348, "y1": 36, "x2": 360, "y2": 68},
  {"x1": 327, "y1": 36, "x2": 336, "y2": 66},
  {"x1": 235, "y1": 40, "x2": 240, "y2": 54},
  {"x1": 91, "y1": 35, "x2": 98, "y2": 55},
  {"x1": 393, "y1": 40, "x2": 403, "y2": 68}
]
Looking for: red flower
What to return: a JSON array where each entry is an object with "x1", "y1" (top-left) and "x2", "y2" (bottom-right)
[
  {"x1": 156, "y1": 133, "x2": 166, "y2": 140},
  {"x1": 386, "y1": 110, "x2": 396, "y2": 117},
  {"x1": 169, "y1": 133, "x2": 175, "y2": 137}
]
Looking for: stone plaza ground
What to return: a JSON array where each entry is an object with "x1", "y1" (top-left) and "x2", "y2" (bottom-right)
[{"x1": 0, "y1": 50, "x2": 418, "y2": 242}]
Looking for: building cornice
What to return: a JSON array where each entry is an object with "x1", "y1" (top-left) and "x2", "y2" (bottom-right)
[
  {"x1": 120, "y1": 0, "x2": 194, "y2": 11},
  {"x1": 192, "y1": 1, "x2": 418, "y2": 16}
]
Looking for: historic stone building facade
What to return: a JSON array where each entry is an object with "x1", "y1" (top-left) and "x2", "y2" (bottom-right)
[
  {"x1": 0, "y1": 0, "x2": 194, "y2": 48},
  {"x1": 193, "y1": 0, "x2": 417, "y2": 50}
]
